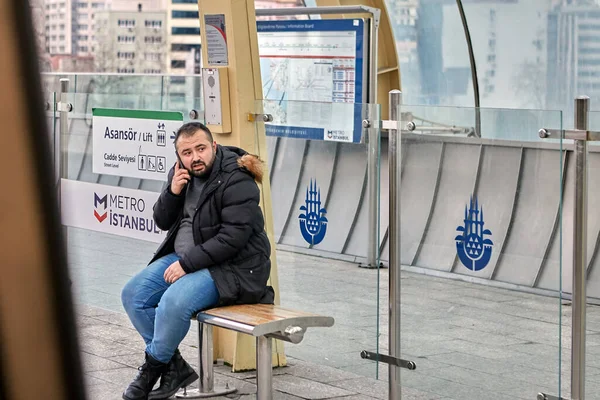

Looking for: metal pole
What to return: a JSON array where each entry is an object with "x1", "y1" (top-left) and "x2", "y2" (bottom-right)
[
  {"x1": 572, "y1": 95, "x2": 589, "y2": 400},
  {"x1": 365, "y1": 12, "x2": 380, "y2": 268},
  {"x1": 256, "y1": 336, "x2": 272, "y2": 400},
  {"x1": 455, "y1": 0, "x2": 481, "y2": 137},
  {"x1": 199, "y1": 323, "x2": 214, "y2": 392},
  {"x1": 58, "y1": 79, "x2": 69, "y2": 248},
  {"x1": 388, "y1": 90, "x2": 402, "y2": 400},
  {"x1": 58, "y1": 78, "x2": 69, "y2": 187}
]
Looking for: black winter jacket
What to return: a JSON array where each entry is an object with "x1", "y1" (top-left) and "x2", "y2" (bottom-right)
[{"x1": 149, "y1": 145, "x2": 274, "y2": 307}]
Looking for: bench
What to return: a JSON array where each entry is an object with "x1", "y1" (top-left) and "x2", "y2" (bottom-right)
[{"x1": 175, "y1": 304, "x2": 335, "y2": 399}]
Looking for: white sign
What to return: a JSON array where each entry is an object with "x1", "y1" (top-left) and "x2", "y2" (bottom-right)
[
  {"x1": 92, "y1": 108, "x2": 183, "y2": 181},
  {"x1": 61, "y1": 179, "x2": 166, "y2": 243},
  {"x1": 205, "y1": 14, "x2": 228, "y2": 65}
]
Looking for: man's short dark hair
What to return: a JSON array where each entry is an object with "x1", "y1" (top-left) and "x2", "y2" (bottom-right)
[{"x1": 174, "y1": 122, "x2": 213, "y2": 149}]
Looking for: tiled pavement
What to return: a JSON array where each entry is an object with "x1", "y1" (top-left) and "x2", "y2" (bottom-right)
[{"x1": 67, "y1": 227, "x2": 600, "y2": 399}]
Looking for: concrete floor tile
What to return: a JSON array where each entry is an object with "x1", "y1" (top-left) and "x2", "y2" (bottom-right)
[
  {"x1": 86, "y1": 382, "x2": 124, "y2": 400},
  {"x1": 328, "y1": 377, "x2": 387, "y2": 399},
  {"x1": 69, "y1": 231, "x2": 585, "y2": 399},
  {"x1": 267, "y1": 375, "x2": 357, "y2": 399},
  {"x1": 82, "y1": 352, "x2": 130, "y2": 372}
]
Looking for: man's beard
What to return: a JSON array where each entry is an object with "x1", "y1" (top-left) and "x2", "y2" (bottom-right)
[{"x1": 189, "y1": 152, "x2": 214, "y2": 178}]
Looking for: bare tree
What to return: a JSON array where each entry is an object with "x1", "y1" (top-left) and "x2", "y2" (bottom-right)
[
  {"x1": 512, "y1": 61, "x2": 547, "y2": 109},
  {"x1": 92, "y1": 14, "x2": 166, "y2": 95}
]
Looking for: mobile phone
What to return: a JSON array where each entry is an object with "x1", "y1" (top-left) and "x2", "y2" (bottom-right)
[{"x1": 175, "y1": 152, "x2": 184, "y2": 169}]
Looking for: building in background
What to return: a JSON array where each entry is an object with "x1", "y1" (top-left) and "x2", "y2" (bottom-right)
[
  {"x1": 106, "y1": 0, "x2": 165, "y2": 10},
  {"x1": 164, "y1": 0, "x2": 201, "y2": 108},
  {"x1": 165, "y1": 0, "x2": 304, "y2": 78},
  {"x1": 255, "y1": 0, "x2": 305, "y2": 20},
  {"x1": 42, "y1": 0, "x2": 165, "y2": 71},
  {"x1": 167, "y1": 0, "x2": 200, "y2": 76},
  {"x1": 71, "y1": 0, "x2": 106, "y2": 57},
  {"x1": 412, "y1": 0, "x2": 549, "y2": 109},
  {"x1": 31, "y1": 0, "x2": 51, "y2": 71},
  {"x1": 45, "y1": 0, "x2": 75, "y2": 55},
  {"x1": 547, "y1": 3, "x2": 600, "y2": 114},
  {"x1": 387, "y1": 0, "x2": 418, "y2": 64},
  {"x1": 94, "y1": 5, "x2": 167, "y2": 74}
]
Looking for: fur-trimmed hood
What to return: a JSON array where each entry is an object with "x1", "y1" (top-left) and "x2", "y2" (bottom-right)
[
  {"x1": 237, "y1": 154, "x2": 264, "y2": 184},
  {"x1": 218, "y1": 145, "x2": 264, "y2": 184}
]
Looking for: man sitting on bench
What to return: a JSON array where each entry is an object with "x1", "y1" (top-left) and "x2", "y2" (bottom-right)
[{"x1": 120, "y1": 122, "x2": 274, "y2": 400}]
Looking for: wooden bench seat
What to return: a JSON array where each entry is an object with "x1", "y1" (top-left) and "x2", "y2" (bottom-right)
[{"x1": 175, "y1": 304, "x2": 334, "y2": 400}]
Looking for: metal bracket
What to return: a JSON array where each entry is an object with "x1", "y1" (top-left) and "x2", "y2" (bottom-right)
[
  {"x1": 362, "y1": 119, "x2": 398, "y2": 131},
  {"x1": 360, "y1": 350, "x2": 416, "y2": 370},
  {"x1": 406, "y1": 122, "x2": 474, "y2": 135},
  {"x1": 382, "y1": 120, "x2": 398, "y2": 130},
  {"x1": 189, "y1": 109, "x2": 201, "y2": 120},
  {"x1": 371, "y1": 8, "x2": 381, "y2": 30},
  {"x1": 57, "y1": 102, "x2": 73, "y2": 112},
  {"x1": 537, "y1": 393, "x2": 568, "y2": 400},
  {"x1": 539, "y1": 128, "x2": 600, "y2": 141},
  {"x1": 247, "y1": 113, "x2": 273, "y2": 123},
  {"x1": 363, "y1": 119, "x2": 472, "y2": 136}
]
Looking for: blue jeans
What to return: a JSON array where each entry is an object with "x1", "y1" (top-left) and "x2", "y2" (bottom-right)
[{"x1": 121, "y1": 253, "x2": 220, "y2": 363}]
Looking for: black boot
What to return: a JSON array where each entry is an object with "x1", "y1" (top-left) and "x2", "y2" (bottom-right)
[
  {"x1": 123, "y1": 352, "x2": 167, "y2": 400},
  {"x1": 148, "y1": 349, "x2": 199, "y2": 400}
]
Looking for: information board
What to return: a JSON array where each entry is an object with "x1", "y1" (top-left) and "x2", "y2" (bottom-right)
[
  {"x1": 205, "y1": 14, "x2": 228, "y2": 65},
  {"x1": 257, "y1": 19, "x2": 367, "y2": 143}
]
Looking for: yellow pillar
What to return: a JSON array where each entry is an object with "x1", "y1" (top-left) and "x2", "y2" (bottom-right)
[{"x1": 196, "y1": 0, "x2": 286, "y2": 371}]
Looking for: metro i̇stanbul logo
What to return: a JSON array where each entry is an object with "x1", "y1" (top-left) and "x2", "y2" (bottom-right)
[
  {"x1": 93, "y1": 193, "x2": 108, "y2": 223},
  {"x1": 91, "y1": 191, "x2": 161, "y2": 234}
]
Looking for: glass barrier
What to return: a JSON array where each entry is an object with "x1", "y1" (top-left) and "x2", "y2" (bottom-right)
[
  {"x1": 590, "y1": 111, "x2": 600, "y2": 133},
  {"x1": 253, "y1": 99, "x2": 382, "y2": 380},
  {"x1": 58, "y1": 94, "x2": 212, "y2": 398},
  {"x1": 60, "y1": 94, "x2": 204, "y2": 310},
  {"x1": 401, "y1": 104, "x2": 562, "y2": 142},
  {"x1": 586, "y1": 110, "x2": 600, "y2": 400},
  {"x1": 41, "y1": 73, "x2": 202, "y2": 99},
  {"x1": 393, "y1": 104, "x2": 565, "y2": 399}
]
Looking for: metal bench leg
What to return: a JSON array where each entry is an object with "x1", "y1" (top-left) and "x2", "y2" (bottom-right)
[
  {"x1": 176, "y1": 322, "x2": 236, "y2": 398},
  {"x1": 256, "y1": 336, "x2": 273, "y2": 400}
]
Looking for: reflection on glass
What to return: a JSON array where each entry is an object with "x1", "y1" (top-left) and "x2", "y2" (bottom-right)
[
  {"x1": 384, "y1": 0, "x2": 600, "y2": 125},
  {"x1": 395, "y1": 105, "x2": 565, "y2": 399},
  {"x1": 253, "y1": 99, "x2": 382, "y2": 380},
  {"x1": 401, "y1": 104, "x2": 562, "y2": 142}
]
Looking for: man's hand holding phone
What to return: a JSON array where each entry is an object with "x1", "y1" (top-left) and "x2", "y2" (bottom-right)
[{"x1": 171, "y1": 161, "x2": 190, "y2": 195}]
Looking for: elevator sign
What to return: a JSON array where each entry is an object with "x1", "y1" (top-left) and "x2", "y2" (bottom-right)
[{"x1": 92, "y1": 108, "x2": 183, "y2": 181}]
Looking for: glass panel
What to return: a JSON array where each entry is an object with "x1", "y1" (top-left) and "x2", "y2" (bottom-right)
[
  {"x1": 587, "y1": 110, "x2": 600, "y2": 400},
  {"x1": 62, "y1": 93, "x2": 204, "y2": 311},
  {"x1": 392, "y1": 104, "x2": 564, "y2": 398},
  {"x1": 40, "y1": 74, "x2": 203, "y2": 105},
  {"x1": 384, "y1": 0, "x2": 470, "y2": 106},
  {"x1": 253, "y1": 99, "x2": 382, "y2": 379}
]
